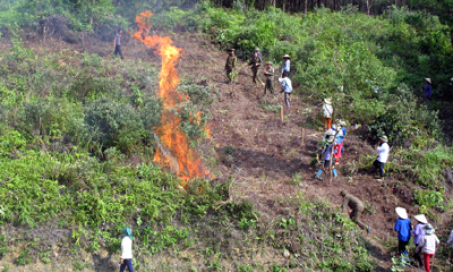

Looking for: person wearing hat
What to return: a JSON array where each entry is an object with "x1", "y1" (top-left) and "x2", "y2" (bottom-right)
[
  {"x1": 263, "y1": 61, "x2": 274, "y2": 95},
  {"x1": 255, "y1": 47, "x2": 263, "y2": 59},
  {"x1": 120, "y1": 227, "x2": 134, "y2": 272},
  {"x1": 315, "y1": 129, "x2": 340, "y2": 179},
  {"x1": 412, "y1": 214, "x2": 428, "y2": 268},
  {"x1": 416, "y1": 223, "x2": 439, "y2": 272},
  {"x1": 422, "y1": 78, "x2": 432, "y2": 101},
  {"x1": 278, "y1": 73, "x2": 292, "y2": 109},
  {"x1": 340, "y1": 190, "x2": 371, "y2": 234},
  {"x1": 394, "y1": 207, "x2": 412, "y2": 263},
  {"x1": 248, "y1": 50, "x2": 264, "y2": 86},
  {"x1": 322, "y1": 98, "x2": 333, "y2": 130},
  {"x1": 281, "y1": 54, "x2": 291, "y2": 77},
  {"x1": 224, "y1": 49, "x2": 237, "y2": 85},
  {"x1": 373, "y1": 135, "x2": 389, "y2": 181}
]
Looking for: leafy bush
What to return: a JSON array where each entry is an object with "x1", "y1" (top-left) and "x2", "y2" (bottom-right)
[{"x1": 84, "y1": 97, "x2": 144, "y2": 153}]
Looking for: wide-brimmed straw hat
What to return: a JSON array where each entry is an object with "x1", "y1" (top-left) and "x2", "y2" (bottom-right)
[
  {"x1": 395, "y1": 207, "x2": 408, "y2": 219},
  {"x1": 266, "y1": 61, "x2": 273, "y2": 65},
  {"x1": 379, "y1": 135, "x2": 388, "y2": 142},
  {"x1": 423, "y1": 223, "x2": 435, "y2": 235},
  {"x1": 255, "y1": 47, "x2": 260, "y2": 51},
  {"x1": 283, "y1": 54, "x2": 291, "y2": 59},
  {"x1": 324, "y1": 98, "x2": 332, "y2": 104},
  {"x1": 227, "y1": 48, "x2": 235, "y2": 51},
  {"x1": 414, "y1": 214, "x2": 428, "y2": 224},
  {"x1": 425, "y1": 78, "x2": 432, "y2": 84}
]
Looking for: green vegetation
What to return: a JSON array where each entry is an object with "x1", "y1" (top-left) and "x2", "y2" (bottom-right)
[{"x1": 0, "y1": 0, "x2": 452, "y2": 270}]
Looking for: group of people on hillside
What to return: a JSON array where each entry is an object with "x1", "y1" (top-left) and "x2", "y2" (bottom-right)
[
  {"x1": 393, "y1": 206, "x2": 453, "y2": 271},
  {"x1": 224, "y1": 48, "x2": 293, "y2": 108}
]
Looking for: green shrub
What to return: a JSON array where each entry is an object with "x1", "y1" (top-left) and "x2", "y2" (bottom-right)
[{"x1": 84, "y1": 97, "x2": 144, "y2": 153}]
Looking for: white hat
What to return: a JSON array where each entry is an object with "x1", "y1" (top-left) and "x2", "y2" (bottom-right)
[
  {"x1": 325, "y1": 129, "x2": 335, "y2": 136},
  {"x1": 414, "y1": 214, "x2": 428, "y2": 224},
  {"x1": 425, "y1": 78, "x2": 432, "y2": 84},
  {"x1": 395, "y1": 207, "x2": 408, "y2": 219},
  {"x1": 324, "y1": 98, "x2": 332, "y2": 104},
  {"x1": 450, "y1": 77, "x2": 453, "y2": 82}
]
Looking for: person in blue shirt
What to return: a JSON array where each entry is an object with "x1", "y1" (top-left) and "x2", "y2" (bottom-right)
[
  {"x1": 422, "y1": 78, "x2": 432, "y2": 100},
  {"x1": 281, "y1": 54, "x2": 291, "y2": 77},
  {"x1": 395, "y1": 207, "x2": 412, "y2": 263}
]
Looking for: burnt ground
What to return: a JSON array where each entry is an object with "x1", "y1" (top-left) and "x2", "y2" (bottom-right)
[{"x1": 1, "y1": 29, "x2": 452, "y2": 271}]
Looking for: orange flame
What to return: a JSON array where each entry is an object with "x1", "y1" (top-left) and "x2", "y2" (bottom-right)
[{"x1": 133, "y1": 11, "x2": 212, "y2": 184}]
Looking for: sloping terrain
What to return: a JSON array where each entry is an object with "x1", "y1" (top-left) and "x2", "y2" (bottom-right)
[{"x1": 0, "y1": 29, "x2": 451, "y2": 272}]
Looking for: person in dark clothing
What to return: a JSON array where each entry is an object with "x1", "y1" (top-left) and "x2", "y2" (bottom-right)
[
  {"x1": 263, "y1": 62, "x2": 274, "y2": 95},
  {"x1": 224, "y1": 49, "x2": 237, "y2": 85},
  {"x1": 113, "y1": 29, "x2": 124, "y2": 59},
  {"x1": 340, "y1": 190, "x2": 371, "y2": 234},
  {"x1": 248, "y1": 51, "x2": 264, "y2": 85},
  {"x1": 422, "y1": 78, "x2": 432, "y2": 100}
]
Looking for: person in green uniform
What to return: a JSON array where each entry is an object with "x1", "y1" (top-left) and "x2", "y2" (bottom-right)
[
  {"x1": 263, "y1": 61, "x2": 274, "y2": 95},
  {"x1": 340, "y1": 190, "x2": 371, "y2": 234},
  {"x1": 248, "y1": 51, "x2": 264, "y2": 85},
  {"x1": 224, "y1": 49, "x2": 237, "y2": 85}
]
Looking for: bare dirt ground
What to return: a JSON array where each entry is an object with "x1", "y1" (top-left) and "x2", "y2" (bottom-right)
[{"x1": 2, "y1": 29, "x2": 451, "y2": 271}]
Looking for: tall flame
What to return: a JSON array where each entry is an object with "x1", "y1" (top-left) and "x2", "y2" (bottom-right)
[{"x1": 133, "y1": 11, "x2": 211, "y2": 184}]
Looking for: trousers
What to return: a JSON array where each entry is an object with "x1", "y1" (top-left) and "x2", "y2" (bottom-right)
[
  {"x1": 120, "y1": 259, "x2": 134, "y2": 272},
  {"x1": 373, "y1": 160, "x2": 385, "y2": 177},
  {"x1": 423, "y1": 253, "x2": 434, "y2": 272}
]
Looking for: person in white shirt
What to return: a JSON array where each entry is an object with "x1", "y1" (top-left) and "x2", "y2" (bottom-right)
[
  {"x1": 416, "y1": 224, "x2": 439, "y2": 272},
  {"x1": 278, "y1": 73, "x2": 292, "y2": 109},
  {"x1": 373, "y1": 135, "x2": 390, "y2": 181},
  {"x1": 322, "y1": 98, "x2": 333, "y2": 130},
  {"x1": 445, "y1": 228, "x2": 453, "y2": 263},
  {"x1": 120, "y1": 227, "x2": 134, "y2": 272}
]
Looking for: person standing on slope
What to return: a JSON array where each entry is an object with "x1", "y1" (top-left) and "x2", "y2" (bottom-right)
[
  {"x1": 120, "y1": 227, "x2": 135, "y2": 272},
  {"x1": 422, "y1": 78, "x2": 432, "y2": 101},
  {"x1": 248, "y1": 51, "x2": 264, "y2": 86},
  {"x1": 263, "y1": 62, "x2": 274, "y2": 95},
  {"x1": 322, "y1": 98, "x2": 333, "y2": 130},
  {"x1": 281, "y1": 54, "x2": 291, "y2": 77},
  {"x1": 278, "y1": 72, "x2": 292, "y2": 109},
  {"x1": 224, "y1": 49, "x2": 237, "y2": 85},
  {"x1": 412, "y1": 214, "x2": 428, "y2": 268},
  {"x1": 340, "y1": 190, "x2": 371, "y2": 234},
  {"x1": 394, "y1": 207, "x2": 412, "y2": 264},
  {"x1": 113, "y1": 29, "x2": 124, "y2": 60},
  {"x1": 373, "y1": 135, "x2": 389, "y2": 181},
  {"x1": 416, "y1": 224, "x2": 439, "y2": 272}
]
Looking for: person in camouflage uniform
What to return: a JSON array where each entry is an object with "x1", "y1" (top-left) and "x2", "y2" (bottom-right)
[
  {"x1": 224, "y1": 49, "x2": 237, "y2": 85},
  {"x1": 341, "y1": 190, "x2": 371, "y2": 234},
  {"x1": 263, "y1": 62, "x2": 274, "y2": 95},
  {"x1": 248, "y1": 51, "x2": 264, "y2": 85}
]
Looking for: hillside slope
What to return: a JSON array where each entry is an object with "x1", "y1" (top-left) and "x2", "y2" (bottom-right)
[{"x1": 0, "y1": 28, "x2": 451, "y2": 272}]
